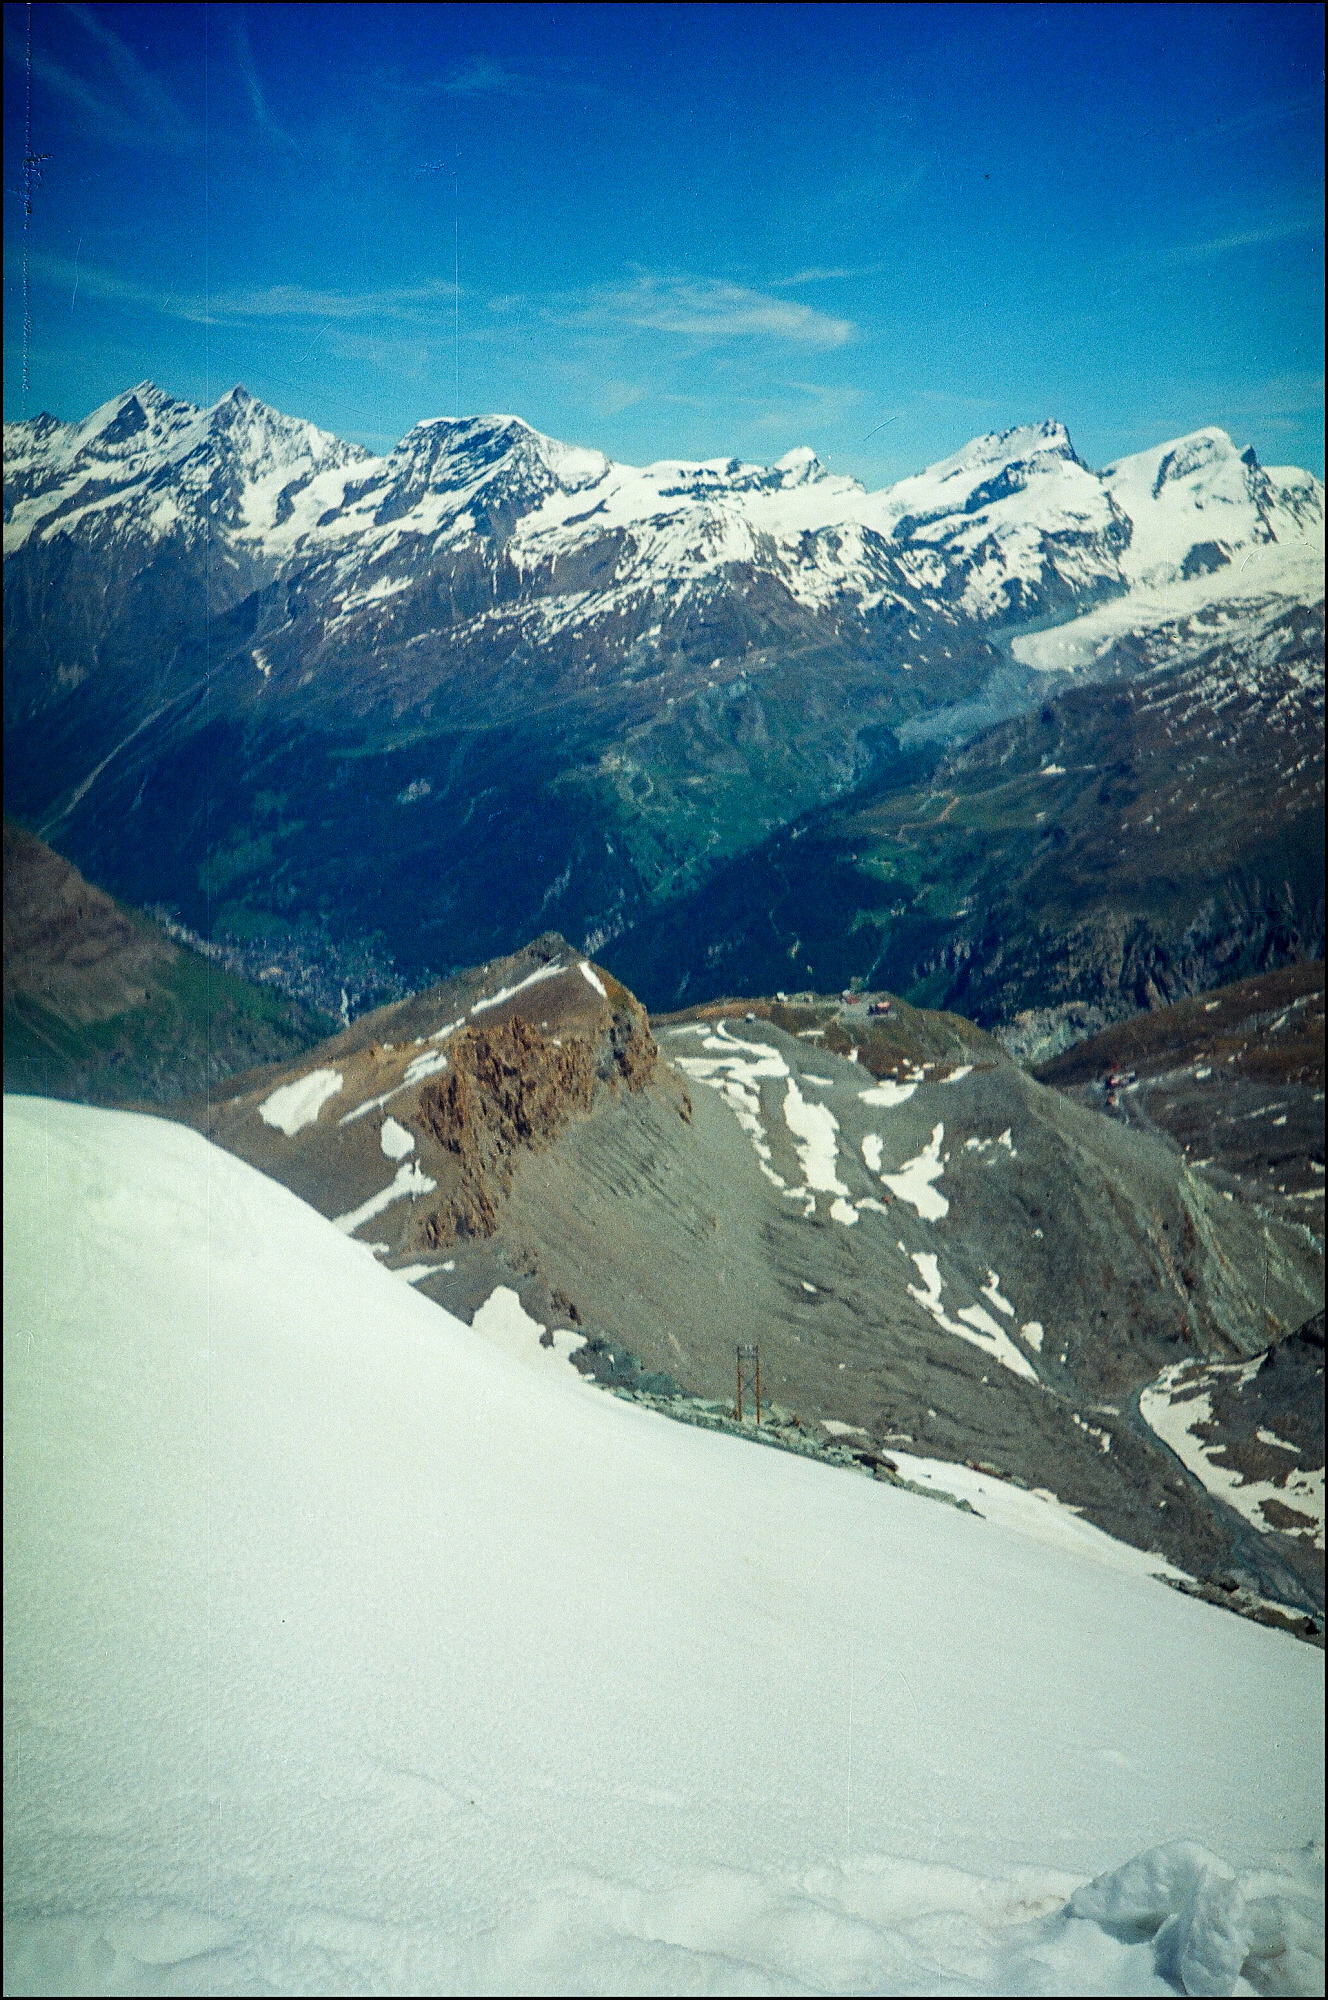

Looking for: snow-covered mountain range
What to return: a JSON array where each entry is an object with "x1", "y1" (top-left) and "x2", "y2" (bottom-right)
[
  {"x1": 4, "y1": 384, "x2": 1324, "y2": 1008},
  {"x1": 5, "y1": 382, "x2": 1323, "y2": 633}
]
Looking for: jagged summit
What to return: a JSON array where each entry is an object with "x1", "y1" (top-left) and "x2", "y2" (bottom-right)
[
  {"x1": 3, "y1": 378, "x2": 371, "y2": 554},
  {"x1": 928, "y1": 417, "x2": 1080, "y2": 475}
]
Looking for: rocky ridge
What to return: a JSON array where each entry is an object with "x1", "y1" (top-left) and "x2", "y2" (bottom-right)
[
  {"x1": 180, "y1": 946, "x2": 1324, "y2": 1633},
  {"x1": 192, "y1": 934, "x2": 678, "y2": 1264}
]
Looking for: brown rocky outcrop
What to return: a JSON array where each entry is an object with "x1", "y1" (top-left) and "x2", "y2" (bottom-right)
[
  {"x1": 413, "y1": 1004, "x2": 658, "y2": 1245},
  {"x1": 601, "y1": 1003, "x2": 658, "y2": 1092}
]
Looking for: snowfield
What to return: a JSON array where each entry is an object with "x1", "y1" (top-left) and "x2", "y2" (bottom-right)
[{"x1": 4, "y1": 1097, "x2": 1324, "y2": 1997}]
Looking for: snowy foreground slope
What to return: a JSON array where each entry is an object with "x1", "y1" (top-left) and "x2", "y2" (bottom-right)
[{"x1": 4, "y1": 1099, "x2": 1323, "y2": 1997}]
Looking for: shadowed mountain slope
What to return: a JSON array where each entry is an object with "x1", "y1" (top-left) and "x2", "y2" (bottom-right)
[
  {"x1": 3, "y1": 824, "x2": 330, "y2": 1103},
  {"x1": 6, "y1": 390, "x2": 1321, "y2": 997},
  {"x1": 609, "y1": 599, "x2": 1325, "y2": 1025},
  {"x1": 1035, "y1": 961, "x2": 1325, "y2": 1222}
]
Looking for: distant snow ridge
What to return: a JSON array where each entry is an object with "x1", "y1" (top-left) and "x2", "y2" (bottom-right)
[
  {"x1": 7, "y1": 385, "x2": 1321, "y2": 640},
  {"x1": 3, "y1": 382, "x2": 368, "y2": 560}
]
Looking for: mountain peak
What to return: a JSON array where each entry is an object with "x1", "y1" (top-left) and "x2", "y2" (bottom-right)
[
  {"x1": 942, "y1": 419, "x2": 1079, "y2": 475},
  {"x1": 216, "y1": 384, "x2": 255, "y2": 412},
  {"x1": 774, "y1": 445, "x2": 830, "y2": 487},
  {"x1": 7, "y1": 381, "x2": 1321, "y2": 628}
]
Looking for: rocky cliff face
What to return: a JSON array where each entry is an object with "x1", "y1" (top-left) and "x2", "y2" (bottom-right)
[
  {"x1": 412, "y1": 1006, "x2": 657, "y2": 1245},
  {"x1": 192, "y1": 934, "x2": 678, "y2": 1259}
]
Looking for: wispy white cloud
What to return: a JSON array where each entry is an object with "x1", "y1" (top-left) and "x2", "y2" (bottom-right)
[
  {"x1": 209, "y1": 279, "x2": 461, "y2": 322},
  {"x1": 321, "y1": 328, "x2": 436, "y2": 380},
  {"x1": 21, "y1": 253, "x2": 187, "y2": 316},
  {"x1": 809, "y1": 160, "x2": 933, "y2": 223},
  {"x1": 775, "y1": 261, "x2": 894, "y2": 288},
  {"x1": 1190, "y1": 370, "x2": 1326, "y2": 446},
  {"x1": 232, "y1": 9, "x2": 300, "y2": 153},
  {"x1": 443, "y1": 55, "x2": 542, "y2": 98},
  {"x1": 1155, "y1": 213, "x2": 1322, "y2": 268},
  {"x1": 440, "y1": 54, "x2": 604, "y2": 100},
  {"x1": 371, "y1": 53, "x2": 604, "y2": 106},
  {"x1": 749, "y1": 381, "x2": 866, "y2": 431},
  {"x1": 23, "y1": 255, "x2": 462, "y2": 327},
  {"x1": 509, "y1": 273, "x2": 855, "y2": 348},
  {"x1": 1197, "y1": 89, "x2": 1323, "y2": 145},
  {"x1": 588, "y1": 379, "x2": 651, "y2": 418}
]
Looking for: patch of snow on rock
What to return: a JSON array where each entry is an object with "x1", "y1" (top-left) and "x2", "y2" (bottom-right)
[
  {"x1": 258, "y1": 1067, "x2": 343, "y2": 1136},
  {"x1": 1141, "y1": 1359, "x2": 1326, "y2": 1549},
  {"x1": 908, "y1": 1253, "x2": 1040, "y2": 1382},
  {"x1": 471, "y1": 961, "x2": 565, "y2": 1014},
  {"x1": 783, "y1": 1077, "x2": 850, "y2": 1200},
  {"x1": 402, "y1": 1049, "x2": 450, "y2": 1087},
  {"x1": 380, "y1": 1117, "x2": 415, "y2": 1160},
  {"x1": 672, "y1": 1022, "x2": 790, "y2": 1189},
  {"x1": 471, "y1": 1285, "x2": 587, "y2": 1370},
  {"x1": 333, "y1": 1159, "x2": 436, "y2": 1235},
  {"x1": 858, "y1": 1078, "x2": 918, "y2": 1108},
  {"x1": 882, "y1": 1122, "x2": 949, "y2": 1220},
  {"x1": 982, "y1": 1271, "x2": 1015, "y2": 1317}
]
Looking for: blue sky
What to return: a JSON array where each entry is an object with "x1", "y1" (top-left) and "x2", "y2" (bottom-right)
[{"x1": 4, "y1": 2, "x2": 1324, "y2": 481}]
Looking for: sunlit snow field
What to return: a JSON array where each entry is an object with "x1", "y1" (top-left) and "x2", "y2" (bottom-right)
[{"x1": 3, "y1": 1097, "x2": 1323, "y2": 1996}]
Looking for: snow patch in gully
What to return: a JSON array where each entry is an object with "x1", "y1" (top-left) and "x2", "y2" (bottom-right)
[
  {"x1": 258, "y1": 1066, "x2": 343, "y2": 1135},
  {"x1": 1142, "y1": 1359, "x2": 1326, "y2": 1549},
  {"x1": 333, "y1": 1158, "x2": 436, "y2": 1235}
]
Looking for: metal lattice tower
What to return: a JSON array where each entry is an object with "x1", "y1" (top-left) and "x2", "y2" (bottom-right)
[{"x1": 736, "y1": 1343, "x2": 761, "y2": 1425}]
